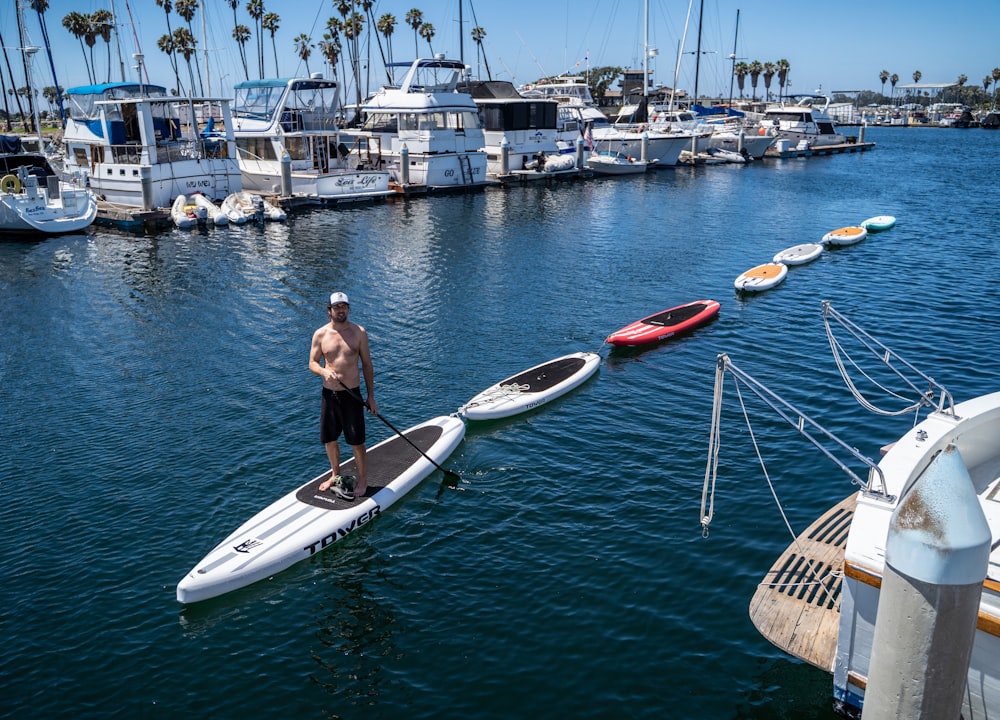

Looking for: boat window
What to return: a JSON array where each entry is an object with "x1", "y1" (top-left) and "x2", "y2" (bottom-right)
[
  {"x1": 284, "y1": 136, "x2": 308, "y2": 161},
  {"x1": 399, "y1": 113, "x2": 420, "y2": 131},
  {"x1": 418, "y1": 112, "x2": 448, "y2": 130},
  {"x1": 457, "y1": 111, "x2": 481, "y2": 129},
  {"x1": 236, "y1": 136, "x2": 276, "y2": 161},
  {"x1": 363, "y1": 113, "x2": 398, "y2": 132},
  {"x1": 479, "y1": 106, "x2": 504, "y2": 131}
]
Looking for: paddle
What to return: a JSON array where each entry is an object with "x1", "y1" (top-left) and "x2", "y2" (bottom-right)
[{"x1": 330, "y1": 372, "x2": 461, "y2": 482}]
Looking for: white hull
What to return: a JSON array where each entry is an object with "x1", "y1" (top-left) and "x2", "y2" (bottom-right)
[
  {"x1": 591, "y1": 128, "x2": 693, "y2": 167},
  {"x1": 0, "y1": 178, "x2": 97, "y2": 234},
  {"x1": 238, "y1": 164, "x2": 392, "y2": 201},
  {"x1": 84, "y1": 157, "x2": 241, "y2": 208},
  {"x1": 834, "y1": 390, "x2": 1000, "y2": 718},
  {"x1": 708, "y1": 130, "x2": 775, "y2": 158}
]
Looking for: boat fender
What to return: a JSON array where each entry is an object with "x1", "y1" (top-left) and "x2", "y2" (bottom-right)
[{"x1": 1, "y1": 174, "x2": 21, "y2": 194}]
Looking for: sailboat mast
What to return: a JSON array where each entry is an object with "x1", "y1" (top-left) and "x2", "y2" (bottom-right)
[
  {"x1": 642, "y1": 0, "x2": 648, "y2": 101},
  {"x1": 728, "y1": 9, "x2": 740, "y2": 110},
  {"x1": 201, "y1": 0, "x2": 210, "y2": 94},
  {"x1": 693, "y1": 0, "x2": 704, "y2": 107}
]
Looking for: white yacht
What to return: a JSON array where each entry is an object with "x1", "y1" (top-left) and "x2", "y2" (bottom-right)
[
  {"x1": 61, "y1": 82, "x2": 241, "y2": 209},
  {"x1": 468, "y1": 80, "x2": 577, "y2": 179},
  {"x1": 346, "y1": 57, "x2": 487, "y2": 189},
  {"x1": 231, "y1": 75, "x2": 391, "y2": 202},
  {"x1": 755, "y1": 94, "x2": 846, "y2": 148},
  {"x1": 0, "y1": 135, "x2": 97, "y2": 234}
]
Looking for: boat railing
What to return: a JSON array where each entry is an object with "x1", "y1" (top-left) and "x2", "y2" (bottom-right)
[{"x1": 822, "y1": 301, "x2": 954, "y2": 419}]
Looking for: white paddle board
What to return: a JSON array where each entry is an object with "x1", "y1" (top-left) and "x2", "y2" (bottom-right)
[
  {"x1": 176, "y1": 414, "x2": 466, "y2": 603},
  {"x1": 458, "y1": 351, "x2": 600, "y2": 420},
  {"x1": 822, "y1": 226, "x2": 868, "y2": 246},
  {"x1": 772, "y1": 243, "x2": 823, "y2": 266},
  {"x1": 734, "y1": 262, "x2": 788, "y2": 292}
]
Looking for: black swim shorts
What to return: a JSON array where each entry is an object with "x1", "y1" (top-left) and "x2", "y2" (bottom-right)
[{"x1": 320, "y1": 386, "x2": 366, "y2": 446}]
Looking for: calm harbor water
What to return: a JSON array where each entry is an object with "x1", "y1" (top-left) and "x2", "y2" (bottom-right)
[{"x1": 3, "y1": 127, "x2": 1000, "y2": 719}]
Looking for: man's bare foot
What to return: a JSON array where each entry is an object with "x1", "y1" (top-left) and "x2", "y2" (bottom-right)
[
  {"x1": 319, "y1": 473, "x2": 337, "y2": 492},
  {"x1": 354, "y1": 480, "x2": 367, "y2": 498}
]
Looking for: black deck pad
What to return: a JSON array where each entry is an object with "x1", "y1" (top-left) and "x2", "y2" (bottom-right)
[
  {"x1": 643, "y1": 302, "x2": 709, "y2": 327},
  {"x1": 503, "y1": 357, "x2": 585, "y2": 392},
  {"x1": 296, "y1": 425, "x2": 444, "y2": 508}
]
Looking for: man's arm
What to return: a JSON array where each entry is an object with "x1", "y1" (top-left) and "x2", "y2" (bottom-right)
[
  {"x1": 358, "y1": 329, "x2": 378, "y2": 414},
  {"x1": 308, "y1": 329, "x2": 330, "y2": 381}
]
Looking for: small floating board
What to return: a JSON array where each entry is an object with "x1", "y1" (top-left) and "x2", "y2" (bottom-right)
[
  {"x1": 458, "y1": 351, "x2": 600, "y2": 420},
  {"x1": 606, "y1": 299, "x2": 720, "y2": 347},
  {"x1": 860, "y1": 215, "x2": 896, "y2": 232},
  {"x1": 822, "y1": 226, "x2": 867, "y2": 246},
  {"x1": 734, "y1": 262, "x2": 788, "y2": 292},
  {"x1": 176, "y1": 414, "x2": 466, "y2": 603},
  {"x1": 772, "y1": 243, "x2": 823, "y2": 266}
]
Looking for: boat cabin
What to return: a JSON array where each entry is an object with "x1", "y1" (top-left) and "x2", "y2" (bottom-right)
[{"x1": 62, "y1": 82, "x2": 240, "y2": 207}]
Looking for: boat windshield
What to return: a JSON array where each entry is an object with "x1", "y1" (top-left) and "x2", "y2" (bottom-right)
[{"x1": 234, "y1": 85, "x2": 285, "y2": 121}]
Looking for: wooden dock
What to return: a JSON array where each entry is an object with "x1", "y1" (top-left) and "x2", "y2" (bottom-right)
[
  {"x1": 749, "y1": 493, "x2": 857, "y2": 672},
  {"x1": 763, "y1": 140, "x2": 875, "y2": 159}
]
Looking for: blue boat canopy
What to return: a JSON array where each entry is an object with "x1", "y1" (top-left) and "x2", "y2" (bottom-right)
[{"x1": 66, "y1": 82, "x2": 167, "y2": 96}]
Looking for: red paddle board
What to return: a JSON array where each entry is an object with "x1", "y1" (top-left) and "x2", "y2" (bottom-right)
[{"x1": 606, "y1": 299, "x2": 721, "y2": 347}]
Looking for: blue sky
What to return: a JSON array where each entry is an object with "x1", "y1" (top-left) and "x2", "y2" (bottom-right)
[{"x1": 5, "y1": 0, "x2": 1000, "y2": 100}]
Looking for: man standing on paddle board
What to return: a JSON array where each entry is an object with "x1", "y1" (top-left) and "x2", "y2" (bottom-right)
[{"x1": 309, "y1": 292, "x2": 378, "y2": 499}]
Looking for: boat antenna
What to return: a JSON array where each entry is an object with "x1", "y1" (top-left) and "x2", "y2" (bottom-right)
[{"x1": 121, "y1": 0, "x2": 150, "y2": 84}]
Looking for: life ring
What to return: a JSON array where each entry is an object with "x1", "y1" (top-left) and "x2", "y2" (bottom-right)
[{"x1": 1, "y1": 174, "x2": 21, "y2": 194}]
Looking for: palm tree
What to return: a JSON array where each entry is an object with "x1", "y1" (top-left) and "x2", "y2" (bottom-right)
[
  {"x1": 405, "y1": 8, "x2": 422, "y2": 58},
  {"x1": 955, "y1": 74, "x2": 967, "y2": 104},
  {"x1": 344, "y1": 12, "x2": 365, "y2": 108},
  {"x1": 157, "y1": 33, "x2": 178, "y2": 92},
  {"x1": 377, "y1": 13, "x2": 396, "y2": 69},
  {"x1": 318, "y1": 32, "x2": 341, "y2": 81},
  {"x1": 733, "y1": 61, "x2": 749, "y2": 99},
  {"x1": 748, "y1": 60, "x2": 763, "y2": 101},
  {"x1": 293, "y1": 34, "x2": 312, "y2": 76},
  {"x1": 471, "y1": 26, "x2": 491, "y2": 80},
  {"x1": 776, "y1": 59, "x2": 790, "y2": 101},
  {"x1": 90, "y1": 9, "x2": 115, "y2": 83},
  {"x1": 762, "y1": 62, "x2": 776, "y2": 101},
  {"x1": 879, "y1": 70, "x2": 889, "y2": 99},
  {"x1": 246, "y1": 0, "x2": 264, "y2": 79},
  {"x1": 225, "y1": 0, "x2": 250, "y2": 81},
  {"x1": 419, "y1": 22, "x2": 435, "y2": 56},
  {"x1": 911, "y1": 70, "x2": 921, "y2": 105},
  {"x1": 992, "y1": 68, "x2": 1000, "y2": 106},
  {"x1": 82, "y1": 15, "x2": 101, "y2": 85},
  {"x1": 174, "y1": 0, "x2": 204, "y2": 94},
  {"x1": 325, "y1": 17, "x2": 346, "y2": 96},
  {"x1": 233, "y1": 25, "x2": 251, "y2": 80},
  {"x1": 890, "y1": 73, "x2": 899, "y2": 104},
  {"x1": 172, "y1": 27, "x2": 198, "y2": 97},
  {"x1": 155, "y1": 0, "x2": 182, "y2": 92},
  {"x1": 62, "y1": 11, "x2": 95, "y2": 84},
  {"x1": 262, "y1": 12, "x2": 280, "y2": 77}
]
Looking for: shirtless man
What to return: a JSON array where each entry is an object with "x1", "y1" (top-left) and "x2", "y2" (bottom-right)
[{"x1": 308, "y1": 292, "x2": 378, "y2": 499}]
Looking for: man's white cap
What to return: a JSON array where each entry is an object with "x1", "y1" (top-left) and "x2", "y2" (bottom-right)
[{"x1": 329, "y1": 292, "x2": 349, "y2": 306}]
